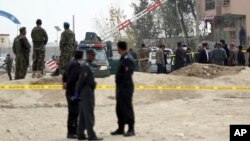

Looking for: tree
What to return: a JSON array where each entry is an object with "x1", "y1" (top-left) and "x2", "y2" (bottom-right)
[
  {"x1": 158, "y1": 0, "x2": 182, "y2": 38},
  {"x1": 94, "y1": 2, "x2": 137, "y2": 48},
  {"x1": 131, "y1": 0, "x2": 154, "y2": 47},
  {"x1": 108, "y1": 5, "x2": 126, "y2": 41},
  {"x1": 157, "y1": 0, "x2": 197, "y2": 38}
]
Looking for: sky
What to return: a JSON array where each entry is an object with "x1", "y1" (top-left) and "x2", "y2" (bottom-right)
[{"x1": 0, "y1": 0, "x2": 134, "y2": 43}]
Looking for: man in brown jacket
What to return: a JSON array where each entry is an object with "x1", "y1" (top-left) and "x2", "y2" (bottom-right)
[
  {"x1": 156, "y1": 45, "x2": 165, "y2": 73},
  {"x1": 228, "y1": 43, "x2": 238, "y2": 66}
]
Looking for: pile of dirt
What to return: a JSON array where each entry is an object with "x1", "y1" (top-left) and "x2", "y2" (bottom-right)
[
  {"x1": 0, "y1": 72, "x2": 4, "y2": 76},
  {"x1": 171, "y1": 63, "x2": 245, "y2": 79},
  {"x1": 30, "y1": 76, "x2": 62, "y2": 84}
]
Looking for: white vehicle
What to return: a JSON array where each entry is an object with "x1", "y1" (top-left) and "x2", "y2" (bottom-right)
[
  {"x1": 148, "y1": 47, "x2": 173, "y2": 73},
  {"x1": 0, "y1": 57, "x2": 5, "y2": 68}
]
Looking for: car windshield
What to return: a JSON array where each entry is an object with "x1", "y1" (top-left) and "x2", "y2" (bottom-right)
[
  {"x1": 82, "y1": 49, "x2": 107, "y2": 62},
  {"x1": 164, "y1": 50, "x2": 172, "y2": 55}
]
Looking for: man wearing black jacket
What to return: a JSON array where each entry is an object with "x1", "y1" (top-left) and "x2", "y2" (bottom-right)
[
  {"x1": 62, "y1": 50, "x2": 83, "y2": 139},
  {"x1": 174, "y1": 42, "x2": 186, "y2": 70},
  {"x1": 198, "y1": 42, "x2": 210, "y2": 64},
  {"x1": 237, "y1": 46, "x2": 245, "y2": 66},
  {"x1": 111, "y1": 41, "x2": 135, "y2": 137},
  {"x1": 220, "y1": 39, "x2": 230, "y2": 66}
]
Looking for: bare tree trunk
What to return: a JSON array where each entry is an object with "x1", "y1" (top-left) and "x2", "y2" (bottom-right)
[
  {"x1": 188, "y1": 0, "x2": 196, "y2": 20},
  {"x1": 178, "y1": 6, "x2": 189, "y2": 38}
]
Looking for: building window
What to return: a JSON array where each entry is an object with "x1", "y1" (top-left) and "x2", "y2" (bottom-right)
[
  {"x1": 223, "y1": 0, "x2": 230, "y2": 6},
  {"x1": 1, "y1": 38, "x2": 4, "y2": 43},
  {"x1": 205, "y1": 0, "x2": 215, "y2": 10}
]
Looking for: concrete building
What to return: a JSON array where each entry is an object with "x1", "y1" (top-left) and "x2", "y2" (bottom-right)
[
  {"x1": 200, "y1": 0, "x2": 250, "y2": 46},
  {"x1": 0, "y1": 34, "x2": 10, "y2": 48}
]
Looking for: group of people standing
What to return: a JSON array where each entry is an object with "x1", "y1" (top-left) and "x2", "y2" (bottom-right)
[
  {"x1": 198, "y1": 39, "x2": 249, "y2": 67},
  {"x1": 11, "y1": 19, "x2": 48, "y2": 80},
  {"x1": 156, "y1": 42, "x2": 193, "y2": 73},
  {"x1": 9, "y1": 19, "x2": 76, "y2": 80},
  {"x1": 63, "y1": 41, "x2": 136, "y2": 140},
  {"x1": 154, "y1": 39, "x2": 250, "y2": 74}
]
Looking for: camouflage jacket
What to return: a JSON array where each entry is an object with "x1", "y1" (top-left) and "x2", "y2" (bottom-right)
[
  {"x1": 12, "y1": 35, "x2": 31, "y2": 59},
  {"x1": 139, "y1": 47, "x2": 150, "y2": 60},
  {"x1": 31, "y1": 26, "x2": 48, "y2": 46},
  {"x1": 4, "y1": 56, "x2": 13, "y2": 67},
  {"x1": 60, "y1": 29, "x2": 75, "y2": 51}
]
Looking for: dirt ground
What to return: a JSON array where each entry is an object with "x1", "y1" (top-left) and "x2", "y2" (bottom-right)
[{"x1": 0, "y1": 64, "x2": 250, "y2": 141}]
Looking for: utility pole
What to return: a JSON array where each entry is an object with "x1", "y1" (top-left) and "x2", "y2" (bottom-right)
[
  {"x1": 54, "y1": 26, "x2": 61, "y2": 55},
  {"x1": 73, "y1": 15, "x2": 75, "y2": 33}
]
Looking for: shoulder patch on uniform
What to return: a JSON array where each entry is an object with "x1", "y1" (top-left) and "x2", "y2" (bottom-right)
[{"x1": 124, "y1": 55, "x2": 129, "y2": 59}]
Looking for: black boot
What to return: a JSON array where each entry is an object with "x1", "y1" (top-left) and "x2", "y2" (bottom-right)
[
  {"x1": 77, "y1": 134, "x2": 87, "y2": 140},
  {"x1": 88, "y1": 136, "x2": 103, "y2": 141},
  {"x1": 67, "y1": 134, "x2": 78, "y2": 139},
  {"x1": 67, "y1": 125, "x2": 78, "y2": 139},
  {"x1": 111, "y1": 124, "x2": 125, "y2": 135},
  {"x1": 124, "y1": 124, "x2": 135, "y2": 137}
]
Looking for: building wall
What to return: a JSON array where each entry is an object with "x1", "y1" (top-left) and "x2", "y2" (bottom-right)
[
  {"x1": 201, "y1": 0, "x2": 250, "y2": 17},
  {"x1": 0, "y1": 35, "x2": 10, "y2": 48},
  {"x1": 200, "y1": 0, "x2": 250, "y2": 45},
  {"x1": 223, "y1": 0, "x2": 250, "y2": 45}
]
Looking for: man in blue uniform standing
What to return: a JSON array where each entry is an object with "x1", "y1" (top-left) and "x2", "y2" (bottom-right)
[
  {"x1": 111, "y1": 41, "x2": 135, "y2": 137},
  {"x1": 77, "y1": 49, "x2": 103, "y2": 141},
  {"x1": 62, "y1": 50, "x2": 83, "y2": 139}
]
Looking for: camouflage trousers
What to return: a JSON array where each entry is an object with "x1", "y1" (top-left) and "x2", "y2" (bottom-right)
[
  {"x1": 6, "y1": 66, "x2": 12, "y2": 80},
  {"x1": 139, "y1": 60, "x2": 148, "y2": 72},
  {"x1": 15, "y1": 55, "x2": 29, "y2": 80},
  {"x1": 32, "y1": 47, "x2": 45, "y2": 71},
  {"x1": 59, "y1": 50, "x2": 73, "y2": 75}
]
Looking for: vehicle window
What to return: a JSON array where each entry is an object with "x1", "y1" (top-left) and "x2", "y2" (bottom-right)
[
  {"x1": 95, "y1": 50, "x2": 106, "y2": 61},
  {"x1": 82, "y1": 49, "x2": 107, "y2": 61},
  {"x1": 164, "y1": 50, "x2": 172, "y2": 55},
  {"x1": 112, "y1": 51, "x2": 120, "y2": 60},
  {"x1": 151, "y1": 52, "x2": 156, "y2": 59}
]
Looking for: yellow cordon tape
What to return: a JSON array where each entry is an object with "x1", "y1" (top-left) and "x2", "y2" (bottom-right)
[
  {"x1": 0, "y1": 85, "x2": 250, "y2": 91},
  {"x1": 0, "y1": 85, "x2": 63, "y2": 90}
]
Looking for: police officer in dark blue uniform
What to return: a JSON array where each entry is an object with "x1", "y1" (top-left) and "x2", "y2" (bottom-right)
[
  {"x1": 111, "y1": 41, "x2": 135, "y2": 137},
  {"x1": 77, "y1": 49, "x2": 103, "y2": 141},
  {"x1": 62, "y1": 50, "x2": 83, "y2": 139}
]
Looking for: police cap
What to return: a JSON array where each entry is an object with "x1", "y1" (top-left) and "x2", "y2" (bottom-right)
[{"x1": 86, "y1": 49, "x2": 96, "y2": 55}]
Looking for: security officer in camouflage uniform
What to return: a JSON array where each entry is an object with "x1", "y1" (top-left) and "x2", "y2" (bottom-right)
[
  {"x1": 31, "y1": 19, "x2": 48, "y2": 78},
  {"x1": 4, "y1": 54, "x2": 13, "y2": 80},
  {"x1": 58, "y1": 22, "x2": 75, "y2": 75},
  {"x1": 13, "y1": 27, "x2": 31, "y2": 80},
  {"x1": 138, "y1": 43, "x2": 150, "y2": 72}
]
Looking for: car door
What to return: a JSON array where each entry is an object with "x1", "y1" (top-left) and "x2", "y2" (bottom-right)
[{"x1": 109, "y1": 50, "x2": 120, "y2": 74}]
